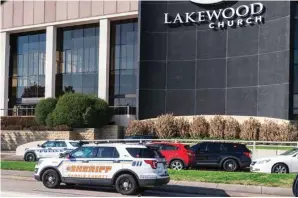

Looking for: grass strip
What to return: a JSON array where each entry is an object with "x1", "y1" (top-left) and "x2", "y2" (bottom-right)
[
  {"x1": 0, "y1": 161, "x2": 295, "y2": 188},
  {"x1": 169, "y1": 169, "x2": 296, "y2": 188},
  {"x1": 1, "y1": 161, "x2": 35, "y2": 171}
]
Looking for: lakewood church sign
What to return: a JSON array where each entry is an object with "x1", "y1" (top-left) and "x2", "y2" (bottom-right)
[{"x1": 164, "y1": 1, "x2": 265, "y2": 30}]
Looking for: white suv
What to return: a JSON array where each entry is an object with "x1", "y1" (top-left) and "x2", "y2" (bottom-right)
[
  {"x1": 24, "y1": 140, "x2": 82, "y2": 162},
  {"x1": 34, "y1": 143, "x2": 170, "y2": 195}
]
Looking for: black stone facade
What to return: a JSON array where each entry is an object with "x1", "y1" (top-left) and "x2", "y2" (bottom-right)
[{"x1": 137, "y1": 1, "x2": 293, "y2": 120}]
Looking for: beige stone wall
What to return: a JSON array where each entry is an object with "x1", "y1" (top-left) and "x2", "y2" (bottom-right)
[
  {"x1": 1, "y1": 125, "x2": 124, "y2": 151},
  {"x1": 1, "y1": 0, "x2": 138, "y2": 30}
]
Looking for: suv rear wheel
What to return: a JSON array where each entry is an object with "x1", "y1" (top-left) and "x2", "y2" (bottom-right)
[
  {"x1": 170, "y1": 160, "x2": 184, "y2": 170},
  {"x1": 115, "y1": 174, "x2": 138, "y2": 195},
  {"x1": 42, "y1": 169, "x2": 61, "y2": 188},
  {"x1": 222, "y1": 159, "x2": 238, "y2": 172}
]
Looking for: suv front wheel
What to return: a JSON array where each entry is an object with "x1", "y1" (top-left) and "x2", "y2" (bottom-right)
[
  {"x1": 42, "y1": 169, "x2": 61, "y2": 189},
  {"x1": 115, "y1": 174, "x2": 138, "y2": 195}
]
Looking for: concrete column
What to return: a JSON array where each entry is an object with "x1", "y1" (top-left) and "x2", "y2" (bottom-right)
[
  {"x1": 0, "y1": 32, "x2": 10, "y2": 116},
  {"x1": 98, "y1": 19, "x2": 110, "y2": 102},
  {"x1": 45, "y1": 26, "x2": 57, "y2": 98}
]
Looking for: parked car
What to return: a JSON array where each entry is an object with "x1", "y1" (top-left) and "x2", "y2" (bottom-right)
[
  {"x1": 250, "y1": 148, "x2": 298, "y2": 174},
  {"x1": 147, "y1": 142, "x2": 195, "y2": 170},
  {"x1": 190, "y1": 142, "x2": 252, "y2": 171},
  {"x1": 293, "y1": 174, "x2": 298, "y2": 197},
  {"x1": 24, "y1": 140, "x2": 83, "y2": 162}
]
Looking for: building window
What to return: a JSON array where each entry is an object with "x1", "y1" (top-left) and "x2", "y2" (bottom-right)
[
  {"x1": 9, "y1": 31, "x2": 46, "y2": 109},
  {"x1": 56, "y1": 24, "x2": 99, "y2": 97},
  {"x1": 109, "y1": 19, "x2": 138, "y2": 112}
]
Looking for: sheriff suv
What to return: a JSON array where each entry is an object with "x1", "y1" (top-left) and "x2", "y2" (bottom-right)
[
  {"x1": 24, "y1": 140, "x2": 83, "y2": 162},
  {"x1": 34, "y1": 143, "x2": 170, "y2": 195}
]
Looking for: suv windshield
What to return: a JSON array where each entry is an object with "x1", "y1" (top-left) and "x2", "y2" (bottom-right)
[
  {"x1": 280, "y1": 148, "x2": 298, "y2": 156},
  {"x1": 126, "y1": 148, "x2": 156, "y2": 158}
]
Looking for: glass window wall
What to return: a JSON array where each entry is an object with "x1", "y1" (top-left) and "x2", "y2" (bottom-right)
[
  {"x1": 9, "y1": 31, "x2": 46, "y2": 108},
  {"x1": 109, "y1": 19, "x2": 138, "y2": 112},
  {"x1": 56, "y1": 24, "x2": 99, "y2": 97}
]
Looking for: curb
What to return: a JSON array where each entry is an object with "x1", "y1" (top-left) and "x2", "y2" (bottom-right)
[
  {"x1": 154, "y1": 180, "x2": 293, "y2": 197},
  {"x1": 1, "y1": 170, "x2": 293, "y2": 197}
]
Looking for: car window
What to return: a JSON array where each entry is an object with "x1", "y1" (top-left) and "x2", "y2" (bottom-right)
[
  {"x1": 192, "y1": 143, "x2": 207, "y2": 152},
  {"x1": 55, "y1": 141, "x2": 67, "y2": 147},
  {"x1": 206, "y1": 143, "x2": 220, "y2": 153},
  {"x1": 161, "y1": 145, "x2": 177, "y2": 151},
  {"x1": 42, "y1": 141, "x2": 56, "y2": 148},
  {"x1": 69, "y1": 142, "x2": 81, "y2": 147},
  {"x1": 126, "y1": 148, "x2": 156, "y2": 158},
  {"x1": 96, "y1": 147, "x2": 119, "y2": 158},
  {"x1": 71, "y1": 147, "x2": 98, "y2": 158},
  {"x1": 221, "y1": 144, "x2": 250, "y2": 153}
]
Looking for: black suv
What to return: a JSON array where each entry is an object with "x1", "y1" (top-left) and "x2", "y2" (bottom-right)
[
  {"x1": 293, "y1": 175, "x2": 298, "y2": 197},
  {"x1": 190, "y1": 142, "x2": 252, "y2": 171}
]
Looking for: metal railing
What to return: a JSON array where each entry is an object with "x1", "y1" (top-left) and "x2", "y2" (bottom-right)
[
  {"x1": 0, "y1": 105, "x2": 136, "y2": 117},
  {"x1": 0, "y1": 107, "x2": 36, "y2": 116},
  {"x1": 79, "y1": 139, "x2": 298, "y2": 154}
]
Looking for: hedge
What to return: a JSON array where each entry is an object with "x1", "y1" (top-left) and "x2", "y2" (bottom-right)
[
  {"x1": 0, "y1": 116, "x2": 71, "y2": 131},
  {"x1": 125, "y1": 115, "x2": 298, "y2": 141},
  {"x1": 34, "y1": 98, "x2": 57, "y2": 125}
]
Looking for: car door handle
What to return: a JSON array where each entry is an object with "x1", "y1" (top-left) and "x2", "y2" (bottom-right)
[
  {"x1": 113, "y1": 160, "x2": 120, "y2": 163},
  {"x1": 82, "y1": 160, "x2": 89, "y2": 163}
]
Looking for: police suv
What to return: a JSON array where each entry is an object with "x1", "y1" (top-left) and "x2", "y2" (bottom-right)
[
  {"x1": 34, "y1": 143, "x2": 170, "y2": 195},
  {"x1": 24, "y1": 140, "x2": 82, "y2": 162}
]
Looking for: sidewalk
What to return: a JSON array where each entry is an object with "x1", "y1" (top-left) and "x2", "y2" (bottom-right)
[
  {"x1": 1, "y1": 151, "x2": 23, "y2": 161},
  {"x1": 1, "y1": 170, "x2": 293, "y2": 197}
]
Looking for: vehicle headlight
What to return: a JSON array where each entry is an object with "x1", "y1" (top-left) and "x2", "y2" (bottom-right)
[
  {"x1": 257, "y1": 159, "x2": 271, "y2": 164},
  {"x1": 37, "y1": 160, "x2": 43, "y2": 165}
]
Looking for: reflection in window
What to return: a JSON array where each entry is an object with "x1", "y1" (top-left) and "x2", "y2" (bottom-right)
[
  {"x1": 109, "y1": 19, "x2": 138, "y2": 112},
  {"x1": 56, "y1": 24, "x2": 99, "y2": 97},
  {"x1": 9, "y1": 31, "x2": 46, "y2": 109}
]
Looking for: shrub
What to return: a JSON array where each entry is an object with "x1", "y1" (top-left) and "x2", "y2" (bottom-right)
[
  {"x1": 52, "y1": 93, "x2": 112, "y2": 128},
  {"x1": 190, "y1": 116, "x2": 209, "y2": 138},
  {"x1": 46, "y1": 112, "x2": 54, "y2": 127},
  {"x1": 224, "y1": 117, "x2": 240, "y2": 139},
  {"x1": 279, "y1": 122, "x2": 298, "y2": 141},
  {"x1": 125, "y1": 120, "x2": 155, "y2": 136},
  {"x1": 0, "y1": 116, "x2": 39, "y2": 129},
  {"x1": 82, "y1": 95, "x2": 112, "y2": 128},
  {"x1": 209, "y1": 115, "x2": 225, "y2": 139},
  {"x1": 176, "y1": 117, "x2": 191, "y2": 138},
  {"x1": 240, "y1": 117, "x2": 261, "y2": 140},
  {"x1": 259, "y1": 120, "x2": 280, "y2": 141},
  {"x1": 35, "y1": 98, "x2": 57, "y2": 125},
  {"x1": 155, "y1": 114, "x2": 178, "y2": 139}
]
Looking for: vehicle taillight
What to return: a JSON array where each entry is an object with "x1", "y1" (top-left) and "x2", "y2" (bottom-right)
[
  {"x1": 144, "y1": 160, "x2": 157, "y2": 169},
  {"x1": 243, "y1": 152, "x2": 251, "y2": 158}
]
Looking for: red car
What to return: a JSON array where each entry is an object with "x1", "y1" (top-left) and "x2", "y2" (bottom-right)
[{"x1": 147, "y1": 142, "x2": 195, "y2": 170}]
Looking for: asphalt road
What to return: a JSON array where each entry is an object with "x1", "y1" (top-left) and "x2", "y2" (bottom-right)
[{"x1": 0, "y1": 176, "x2": 201, "y2": 197}]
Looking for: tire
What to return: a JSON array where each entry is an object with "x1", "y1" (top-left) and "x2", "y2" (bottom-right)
[
  {"x1": 272, "y1": 163, "x2": 289, "y2": 174},
  {"x1": 24, "y1": 152, "x2": 36, "y2": 162},
  {"x1": 222, "y1": 159, "x2": 238, "y2": 172},
  {"x1": 42, "y1": 169, "x2": 61, "y2": 189},
  {"x1": 293, "y1": 177, "x2": 298, "y2": 197},
  {"x1": 170, "y1": 160, "x2": 184, "y2": 171},
  {"x1": 115, "y1": 174, "x2": 138, "y2": 195}
]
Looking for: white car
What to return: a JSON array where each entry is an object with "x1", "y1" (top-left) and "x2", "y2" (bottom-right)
[
  {"x1": 250, "y1": 148, "x2": 298, "y2": 174},
  {"x1": 34, "y1": 143, "x2": 169, "y2": 195},
  {"x1": 24, "y1": 140, "x2": 82, "y2": 162}
]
